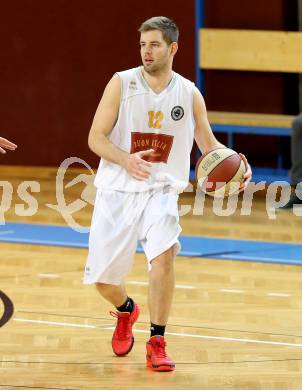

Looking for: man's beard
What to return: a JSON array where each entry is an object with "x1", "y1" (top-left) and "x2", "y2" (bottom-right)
[
  {"x1": 143, "y1": 62, "x2": 160, "y2": 74},
  {"x1": 143, "y1": 58, "x2": 169, "y2": 75}
]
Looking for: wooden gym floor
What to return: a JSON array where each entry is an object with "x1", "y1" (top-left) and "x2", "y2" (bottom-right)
[{"x1": 1, "y1": 167, "x2": 302, "y2": 389}]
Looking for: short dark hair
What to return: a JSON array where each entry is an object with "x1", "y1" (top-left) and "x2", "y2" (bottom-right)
[{"x1": 138, "y1": 16, "x2": 179, "y2": 45}]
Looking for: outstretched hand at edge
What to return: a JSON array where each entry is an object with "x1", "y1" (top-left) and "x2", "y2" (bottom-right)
[{"x1": 0, "y1": 137, "x2": 17, "y2": 154}]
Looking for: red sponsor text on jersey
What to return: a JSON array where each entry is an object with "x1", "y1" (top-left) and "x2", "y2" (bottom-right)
[{"x1": 130, "y1": 132, "x2": 174, "y2": 163}]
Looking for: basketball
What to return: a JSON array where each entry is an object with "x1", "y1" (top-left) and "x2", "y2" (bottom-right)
[{"x1": 195, "y1": 148, "x2": 246, "y2": 197}]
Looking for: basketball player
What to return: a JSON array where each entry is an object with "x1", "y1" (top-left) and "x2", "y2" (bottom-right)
[
  {"x1": 84, "y1": 16, "x2": 252, "y2": 372},
  {"x1": 0, "y1": 137, "x2": 17, "y2": 154}
]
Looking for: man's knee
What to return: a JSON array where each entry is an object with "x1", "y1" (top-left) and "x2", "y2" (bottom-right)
[
  {"x1": 152, "y1": 255, "x2": 174, "y2": 273},
  {"x1": 95, "y1": 282, "x2": 105, "y2": 293},
  {"x1": 95, "y1": 282, "x2": 116, "y2": 292}
]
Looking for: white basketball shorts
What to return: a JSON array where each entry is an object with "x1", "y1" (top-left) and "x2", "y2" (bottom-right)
[{"x1": 83, "y1": 188, "x2": 181, "y2": 285}]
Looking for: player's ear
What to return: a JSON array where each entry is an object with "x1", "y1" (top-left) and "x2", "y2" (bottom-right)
[{"x1": 170, "y1": 42, "x2": 178, "y2": 56}]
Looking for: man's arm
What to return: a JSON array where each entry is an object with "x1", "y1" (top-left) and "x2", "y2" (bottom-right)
[
  {"x1": 193, "y1": 87, "x2": 252, "y2": 189},
  {"x1": 88, "y1": 75, "x2": 153, "y2": 180},
  {"x1": 0, "y1": 137, "x2": 17, "y2": 154},
  {"x1": 193, "y1": 87, "x2": 224, "y2": 153}
]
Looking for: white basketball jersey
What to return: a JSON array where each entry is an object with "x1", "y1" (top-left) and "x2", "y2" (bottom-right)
[{"x1": 94, "y1": 66, "x2": 196, "y2": 192}]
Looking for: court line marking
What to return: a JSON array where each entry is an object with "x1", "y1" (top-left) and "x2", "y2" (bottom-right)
[
  {"x1": 33, "y1": 276, "x2": 291, "y2": 297},
  {"x1": 222, "y1": 254, "x2": 302, "y2": 264},
  {"x1": 267, "y1": 292, "x2": 291, "y2": 297},
  {"x1": 16, "y1": 310, "x2": 302, "y2": 338},
  {"x1": 37, "y1": 273, "x2": 61, "y2": 279},
  {"x1": 127, "y1": 280, "x2": 196, "y2": 289},
  {"x1": 0, "y1": 385, "x2": 76, "y2": 390},
  {"x1": 13, "y1": 318, "x2": 302, "y2": 348},
  {"x1": 22, "y1": 272, "x2": 296, "y2": 300},
  {"x1": 14, "y1": 319, "x2": 108, "y2": 329},
  {"x1": 2, "y1": 358, "x2": 302, "y2": 366}
]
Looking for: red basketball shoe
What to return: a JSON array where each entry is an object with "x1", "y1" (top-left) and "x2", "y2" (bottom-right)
[
  {"x1": 110, "y1": 303, "x2": 140, "y2": 356},
  {"x1": 146, "y1": 335, "x2": 175, "y2": 371}
]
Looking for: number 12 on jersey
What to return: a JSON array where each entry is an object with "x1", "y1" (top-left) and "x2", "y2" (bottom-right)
[{"x1": 148, "y1": 111, "x2": 164, "y2": 129}]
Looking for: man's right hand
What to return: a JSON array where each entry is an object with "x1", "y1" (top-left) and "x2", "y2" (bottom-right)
[{"x1": 123, "y1": 149, "x2": 154, "y2": 181}]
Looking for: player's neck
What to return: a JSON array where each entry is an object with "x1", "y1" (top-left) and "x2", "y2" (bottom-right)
[{"x1": 141, "y1": 67, "x2": 174, "y2": 94}]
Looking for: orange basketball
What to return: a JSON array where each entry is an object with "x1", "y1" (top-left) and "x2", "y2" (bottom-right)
[{"x1": 195, "y1": 148, "x2": 246, "y2": 197}]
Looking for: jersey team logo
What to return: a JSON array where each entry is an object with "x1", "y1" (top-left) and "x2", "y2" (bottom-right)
[
  {"x1": 129, "y1": 80, "x2": 137, "y2": 90},
  {"x1": 171, "y1": 106, "x2": 184, "y2": 121},
  {"x1": 131, "y1": 132, "x2": 174, "y2": 163}
]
